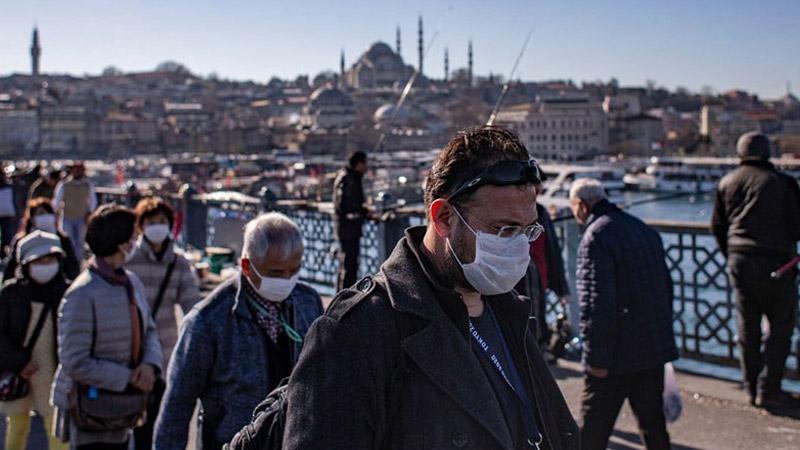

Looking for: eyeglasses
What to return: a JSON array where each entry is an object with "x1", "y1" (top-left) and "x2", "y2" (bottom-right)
[
  {"x1": 448, "y1": 159, "x2": 543, "y2": 201},
  {"x1": 453, "y1": 206, "x2": 544, "y2": 242}
]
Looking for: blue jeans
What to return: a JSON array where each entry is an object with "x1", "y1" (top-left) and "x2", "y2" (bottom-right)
[{"x1": 61, "y1": 217, "x2": 86, "y2": 261}]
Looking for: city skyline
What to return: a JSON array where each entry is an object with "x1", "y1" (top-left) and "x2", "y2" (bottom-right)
[{"x1": 2, "y1": 0, "x2": 799, "y2": 99}]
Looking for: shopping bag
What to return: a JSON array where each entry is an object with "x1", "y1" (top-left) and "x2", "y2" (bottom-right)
[{"x1": 663, "y1": 362, "x2": 682, "y2": 423}]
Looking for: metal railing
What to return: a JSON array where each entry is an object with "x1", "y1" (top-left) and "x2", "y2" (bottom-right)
[{"x1": 95, "y1": 188, "x2": 800, "y2": 379}]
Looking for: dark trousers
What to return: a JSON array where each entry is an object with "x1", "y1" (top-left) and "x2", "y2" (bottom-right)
[
  {"x1": 0, "y1": 216, "x2": 15, "y2": 258},
  {"x1": 337, "y1": 237, "x2": 360, "y2": 291},
  {"x1": 134, "y1": 377, "x2": 166, "y2": 450},
  {"x1": 728, "y1": 252, "x2": 798, "y2": 397},
  {"x1": 580, "y1": 367, "x2": 670, "y2": 450},
  {"x1": 77, "y1": 441, "x2": 129, "y2": 450}
]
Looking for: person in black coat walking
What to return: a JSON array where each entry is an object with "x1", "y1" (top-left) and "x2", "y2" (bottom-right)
[
  {"x1": 332, "y1": 151, "x2": 371, "y2": 291},
  {"x1": 570, "y1": 178, "x2": 678, "y2": 450},
  {"x1": 283, "y1": 126, "x2": 579, "y2": 450},
  {"x1": 711, "y1": 132, "x2": 800, "y2": 408}
]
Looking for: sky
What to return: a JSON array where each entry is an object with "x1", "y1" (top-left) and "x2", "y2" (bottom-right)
[{"x1": 2, "y1": 0, "x2": 799, "y2": 99}]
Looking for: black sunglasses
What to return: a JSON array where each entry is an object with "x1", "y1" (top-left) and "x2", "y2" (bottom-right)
[{"x1": 447, "y1": 159, "x2": 543, "y2": 201}]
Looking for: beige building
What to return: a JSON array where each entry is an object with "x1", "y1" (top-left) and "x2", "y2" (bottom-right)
[
  {"x1": 39, "y1": 103, "x2": 97, "y2": 155},
  {"x1": 497, "y1": 93, "x2": 608, "y2": 160},
  {"x1": 302, "y1": 85, "x2": 357, "y2": 130},
  {"x1": 701, "y1": 105, "x2": 759, "y2": 156},
  {"x1": 0, "y1": 109, "x2": 39, "y2": 156}
]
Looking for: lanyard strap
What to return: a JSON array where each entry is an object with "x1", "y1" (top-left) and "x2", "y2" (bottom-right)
[
  {"x1": 468, "y1": 319, "x2": 515, "y2": 391},
  {"x1": 468, "y1": 310, "x2": 543, "y2": 449},
  {"x1": 246, "y1": 297, "x2": 303, "y2": 343}
]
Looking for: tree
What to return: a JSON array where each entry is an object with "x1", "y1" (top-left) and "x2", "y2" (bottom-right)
[
  {"x1": 102, "y1": 66, "x2": 123, "y2": 77},
  {"x1": 155, "y1": 61, "x2": 190, "y2": 74}
]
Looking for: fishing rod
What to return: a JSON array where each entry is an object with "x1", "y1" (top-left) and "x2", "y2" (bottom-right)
[
  {"x1": 771, "y1": 255, "x2": 800, "y2": 279},
  {"x1": 375, "y1": 31, "x2": 440, "y2": 152},
  {"x1": 486, "y1": 28, "x2": 534, "y2": 126},
  {"x1": 620, "y1": 191, "x2": 697, "y2": 210}
]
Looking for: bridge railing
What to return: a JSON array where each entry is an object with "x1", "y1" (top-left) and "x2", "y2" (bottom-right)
[{"x1": 95, "y1": 189, "x2": 800, "y2": 379}]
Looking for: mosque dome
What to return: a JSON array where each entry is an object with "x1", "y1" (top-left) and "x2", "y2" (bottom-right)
[
  {"x1": 309, "y1": 85, "x2": 353, "y2": 108},
  {"x1": 374, "y1": 103, "x2": 410, "y2": 123}
]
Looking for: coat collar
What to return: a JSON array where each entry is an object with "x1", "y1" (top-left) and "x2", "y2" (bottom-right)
[
  {"x1": 740, "y1": 159, "x2": 775, "y2": 170},
  {"x1": 136, "y1": 238, "x2": 176, "y2": 263},
  {"x1": 379, "y1": 226, "x2": 519, "y2": 449},
  {"x1": 587, "y1": 198, "x2": 618, "y2": 227}
]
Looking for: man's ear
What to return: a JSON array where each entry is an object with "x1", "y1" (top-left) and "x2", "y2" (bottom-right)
[
  {"x1": 430, "y1": 199, "x2": 455, "y2": 239},
  {"x1": 240, "y1": 258, "x2": 251, "y2": 277}
]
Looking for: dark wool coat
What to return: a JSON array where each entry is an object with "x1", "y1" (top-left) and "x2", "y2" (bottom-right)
[{"x1": 283, "y1": 227, "x2": 579, "y2": 450}]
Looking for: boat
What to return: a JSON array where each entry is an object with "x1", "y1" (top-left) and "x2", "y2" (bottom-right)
[{"x1": 624, "y1": 156, "x2": 800, "y2": 193}]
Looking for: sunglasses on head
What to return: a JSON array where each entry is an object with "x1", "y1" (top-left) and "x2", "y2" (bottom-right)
[{"x1": 447, "y1": 159, "x2": 543, "y2": 201}]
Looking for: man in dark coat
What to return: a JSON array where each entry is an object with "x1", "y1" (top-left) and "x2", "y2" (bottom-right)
[
  {"x1": 283, "y1": 126, "x2": 579, "y2": 450},
  {"x1": 711, "y1": 131, "x2": 800, "y2": 408},
  {"x1": 570, "y1": 178, "x2": 678, "y2": 450},
  {"x1": 333, "y1": 151, "x2": 369, "y2": 291}
]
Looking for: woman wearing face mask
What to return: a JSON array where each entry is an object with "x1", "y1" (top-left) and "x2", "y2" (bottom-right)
[
  {"x1": 0, "y1": 231, "x2": 70, "y2": 450},
  {"x1": 126, "y1": 197, "x2": 200, "y2": 450},
  {"x1": 4, "y1": 198, "x2": 81, "y2": 281},
  {"x1": 51, "y1": 204, "x2": 163, "y2": 450}
]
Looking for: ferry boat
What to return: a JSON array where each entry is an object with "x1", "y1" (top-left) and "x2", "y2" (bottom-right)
[
  {"x1": 538, "y1": 164, "x2": 626, "y2": 202},
  {"x1": 624, "y1": 156, "x2": 800, "y2": 193}
]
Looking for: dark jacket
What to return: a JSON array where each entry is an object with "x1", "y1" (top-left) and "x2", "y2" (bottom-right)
[
  {"x1": 711, "y1": 159, "x2": 800, "y2": 258},
  {"x1": 29, "y1": 178, "x2": 55, "y2": 200},
  {"x1": 0, "y1": 275, "x2": 70, "y2": 373},
  {"x1": 539, "y1": 203, "x2": 570, "y2": 297},
  {"x1": 576, "y1": 200, "x2": 678, "y2": 374},
  {"x1": 333, "y1": 167, "x2": 367, "y2": 241},
  {"x1": 154, "y1": 275, "x2": 323, "y2": 450},
  {"x1": 283, "y1": 227, "x2": 579, "y2": 450},
  {"x1": 4, "y1": 232, "x2": 81, "y2": 281}
]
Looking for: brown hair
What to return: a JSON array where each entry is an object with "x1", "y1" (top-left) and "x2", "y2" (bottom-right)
[
  {"x1": 18, "y1": 197, "x2": 56, "y2": 236},
  {"x1": 134, "y1": 197, "x2": 175, "y2": 231},
  {"x1": 423, "y1": 126, "x2": 530, "y2": 212}
]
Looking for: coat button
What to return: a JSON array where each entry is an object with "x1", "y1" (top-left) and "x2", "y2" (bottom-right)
[
  {"x1": 356, "y1": 277, "x2": 373, "y2": 292},
  {"x1": 451, "y1": 432, "x2": 468, "y2": 448}
]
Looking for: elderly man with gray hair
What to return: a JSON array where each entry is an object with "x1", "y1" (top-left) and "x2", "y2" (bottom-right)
[
  {"x1": 154, "y1": 212, "x2": 323, "y2": 450},
  {"x1": 569, "y1": 178, "x2": 678, "y2": 450}
]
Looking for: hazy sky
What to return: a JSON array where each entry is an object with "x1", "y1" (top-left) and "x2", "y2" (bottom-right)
[{"x1": 3, "y1": 0, "x2": 799, "y2": 99}]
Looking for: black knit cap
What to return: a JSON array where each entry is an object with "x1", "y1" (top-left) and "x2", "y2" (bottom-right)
[{"x1": 736, "y1": 131, "x2": 771, "y2": 161}]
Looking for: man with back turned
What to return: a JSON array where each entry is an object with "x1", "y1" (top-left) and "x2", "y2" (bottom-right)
[{"x1": 711, "y1": 131, "x2": 800, "y2": 408}]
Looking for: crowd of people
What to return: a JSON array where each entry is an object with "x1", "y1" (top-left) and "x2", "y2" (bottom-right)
[{"x1": 0, "y1": 125, "x2": 797, "y2": 450}]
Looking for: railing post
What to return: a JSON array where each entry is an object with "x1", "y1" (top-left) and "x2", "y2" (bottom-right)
[{"x1": 185, "y1": 196, "x2": 208, "y2": 250}]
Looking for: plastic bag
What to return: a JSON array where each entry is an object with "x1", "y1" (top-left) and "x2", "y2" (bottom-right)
[{"x1": 663, "y1": 362, "x2": 682, "y2": 423}]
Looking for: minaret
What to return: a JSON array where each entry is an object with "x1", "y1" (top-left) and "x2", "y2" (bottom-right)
[
  {"x1": 30, "y1": 27, "x2": 41, "y2": 76},
  {"x1": 340, "y1": 50, "x2": 346, "y2": 89},
  {"x1": 467, "y1": 40, "x2": 473, "y2": 87},
  {"x1": 444, "y1": 48, "x2": 449, "y2": 83},
  {"x1": 417, "y1": 16, "x2": 423, "y2": 76},
  {"x1": 396, "y1": 26, "x2": 401, "y2": 56}
]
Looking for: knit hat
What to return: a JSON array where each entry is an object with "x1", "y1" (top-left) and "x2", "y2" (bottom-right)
[
  {"x1": 736, "y1": 132, "x2": 771, "y2": 161},
  {"x1": 17, "y1": 230, "x2": 65, "y2": 265}
]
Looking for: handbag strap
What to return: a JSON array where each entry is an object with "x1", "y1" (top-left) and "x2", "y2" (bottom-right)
[
  {"x1": 23, "y1": 303, "x2": 52, "y2": 354},
  {"x1": 151, "y1": 255, "x2": 178, "y2": 320}
]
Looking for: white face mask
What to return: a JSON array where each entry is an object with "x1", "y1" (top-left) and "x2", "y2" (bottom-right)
[
  {"x1": 29, "y1": 261, "x2": 60, "y2": 284},
  {"x1": 144, "y1": 224, "x2": 170, "y2": 245},
  {"x1": 121, "y1": 241, "x2": 137, "y2": 263},
  {"x1": 33, "y1": 214, "x2": 57, "y2": 234},
  {"x1": 248, "y1": 264, "x2": 300, "y2": 302},
  {"x1": 448, "y1": 209, "x2": 531, "y2": 296}
]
